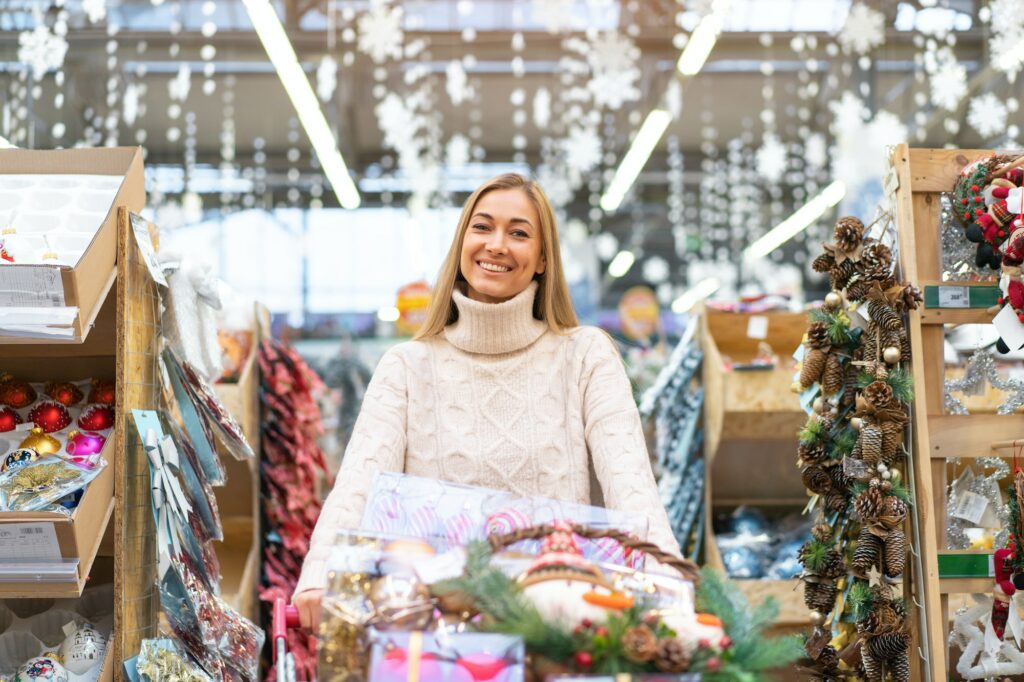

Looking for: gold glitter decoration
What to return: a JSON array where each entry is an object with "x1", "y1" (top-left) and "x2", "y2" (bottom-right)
[
  {"x1": 137, "y1": 643, "x2": 209, "y2": 682},
  {"x1": 0, "y1": 460, "x2": 80, "y2": 509}
]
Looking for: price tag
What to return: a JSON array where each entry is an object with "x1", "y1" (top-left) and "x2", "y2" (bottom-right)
[
  {"x1": 938, "y1": 286, "x2": 970, "y2": 308},
  {"x1": 0, "y1": 522, "x2": 61, "y2": 561},
  {"x1": 0, "y1": 267, "x2": 65, "y2": 307},
  {"x1": 129, "y1": 213, "x2": 168, "y2": 287},
  {"x1": 746, "y1": 315, "x2": 768, "y2": 340},
  {"x1": 952, "y1": 490, "x2": 989, "y2": 525},
  {"x1": 993, "y1": 304, "x2": 1024, "y2": 352}
]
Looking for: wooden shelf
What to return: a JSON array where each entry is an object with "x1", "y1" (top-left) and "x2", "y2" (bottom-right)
[
  {"x1": 939, "y1": 577, "x2": 992, "y2": 594},
  {"x1": 734, "y1": 579, "x2": 810, "y2": 626},
  {"x1": 928, "y1": 414, "x2": 1024, "y2": 459}
]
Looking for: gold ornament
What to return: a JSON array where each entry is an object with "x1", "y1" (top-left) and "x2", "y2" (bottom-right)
[
  {"x1": 809, "y1": 610, "x2": 825, "y2": 626},
  {"x1": 19, "y1": 427, "x2": 61, "y2": 455},
  {"x1": 883, "y1": 346, "x2": 901, "y2": 364},
  {"x1": 813, "y1": 397, "x2": 825, "y2": 413},
  {"x1": 851, "y1": 417, "x2": 863, "y2": 432},
  {"x1": 824, "y1": 291, "x2": 843, "y2": 309},
  {"x1": 367, "y1": 573, "x2": 433, "y2": 630}
]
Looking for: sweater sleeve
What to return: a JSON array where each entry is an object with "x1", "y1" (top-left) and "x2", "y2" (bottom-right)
[
  {"x1": 577, "y1": 329, "x2": 683, "y2": 561},
  {"x1": 293, "y1": 347, "x2": 409, "y2": 597}
]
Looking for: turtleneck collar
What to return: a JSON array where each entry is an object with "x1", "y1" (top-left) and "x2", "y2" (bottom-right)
[{"x1": 444, "y1": 281, "x2": 547, "y2": 354}]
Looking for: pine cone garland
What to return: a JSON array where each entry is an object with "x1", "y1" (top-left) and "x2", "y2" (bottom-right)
[
  {"x1": 863, "y1": 380, "x2": 894, "y2": 409},
  {"x1": 812, "y1": 523, "x2": 833, "y2": 542},
  {"x1": 830, "y1": 259, "x2": 856, "y2": 291},
  {"x1": 852, "y1": 526, "x2": 882, "y2": 572},
  {"x1": 801, "y1": 348, "x2": 827, "y2": 389},
  {"x1": 868, "y1": 300, "x2": 902, "y2": 332},
  {"x1": 822, "y1": 353, "x2": 843, "y2": 395},
  {"x1": 654, "y1": 637, "x2": 690, "y2": 673},
  {"x1": 843, "y1": 349, "x2": 863, "y2": 405},
  {"x1": 845, "y1": 277, "x2": 872, "y2": 302},
  {"x1": 884, "y1": 529, "x2": 907, "y2": 578},
  {"x1": 858, "y1": 422, "x2": 884, "y2": 466},
  {"x1": 804, "y1": 580, "x2": 837, "y2": 613},
  {"x1": 622, "y1": 625, "x2": 658, "y2": 663},
  {"x1": 855, "y1": 486, "x2": 883, "y2": 522},
  {"x1": 817, "y1": 645, "x2": 839, "y2": 671},
  {"x1": 821, "y1": 549, "x2": 846, "y2": 579},
  {"x1": 867, "y1": 631, "x2": 911, "y2": 660},
  {"x1": 802, "y1": 465, "x2": 833, "y2": 495},
  {"x1": 889, "y1": 649, "x2": 911, "y2": 682},
  {"x1": 899, "y1": 283, "x2": 924, "y2": 312},
  {"x1": 880, "y1": 420, "x2": 905, "y2": 464},
  {"x1": 881, "y1": 495, "x2": 909, "y2": 521},
  {"x1": 834, "y1": 216, "x2": 866, "y2": 253},
  {"x1": 828, "y1": 464, "x2": 850, "y2": 493}
]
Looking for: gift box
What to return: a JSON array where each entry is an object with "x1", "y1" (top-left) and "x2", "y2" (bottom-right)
[
  {"x1": 361, "y1": 473, "x2": 649, "y2": 568},
  {"x1": 368, "y1": 631, "x2": 524, "y2": 682}
]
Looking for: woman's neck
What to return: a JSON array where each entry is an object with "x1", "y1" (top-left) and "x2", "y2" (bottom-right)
[{"x1": 444, "y1": 281, "x2": 547, "y2": 354}]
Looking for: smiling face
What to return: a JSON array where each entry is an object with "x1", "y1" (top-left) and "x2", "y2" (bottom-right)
[{"x1": 459, "y1": 188, "x2": 546, "y2": 303}]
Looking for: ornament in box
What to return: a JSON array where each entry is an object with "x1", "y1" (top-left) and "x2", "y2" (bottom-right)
[
  {"x1": 78, "y1": 403, "x2": 115, "y2": 431},
  {"x1": 29, "y1": 401, "x2": 72, "y2": 433},
  {"x1": 0, "y1": 377, "x2": 37, "y2": 408},
  {"x1": 59, "y1": 621, "x2": 106, "y2": 676},
  {"x1": 19, "y1": 427, "x2": 60, "y2": 455},
  {"x1": 87, "y1": 379, "x2": 115, "y2": 405},
  {"x1": 0, "y1": 405, "x2": 23, "y2": 432},
  {"x1": 13, "y1": 657, "x2": 71, "y2": 682},
  {"x1": 64, "y1": 430, "x2": 106, "y2": 467},
  {"x1": 44, "y1": 382, "x2": 84, "y2": 407},
  {"x1": 1, "y1": 447, "x2": 39, "y2": 473}
]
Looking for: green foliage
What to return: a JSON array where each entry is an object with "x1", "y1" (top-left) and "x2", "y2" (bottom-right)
[
  {"x1": 801, "y1": 540, "x2": 831, "y2": 573},
  {"x1": 846, "y1": 580, "x2": 873, "y2": 622},
  {"x1": 831, "y1": 429, "x2": 857, "y2": 460},
  {"x1": 888, "y1": 478, "x2": 913, "y2": 505},
  {"x1": 810, "y1": 308, "x2": 855, "y2": 347},
  {"x1": 695, "y1": 568, "x2": 802, "y2": 680},
  {"x1": 857, "y1": 371, "x2": 875, "y2": 389},
  {"x1": 799, "y1": 418, "x2": 826, "y2": 446},
  {"x1": 885, "y1": 365, "x2": 914, "y2": 403},
  {"x1": 1007, "y1": 484, "x2": 1024, "y2": 573}
]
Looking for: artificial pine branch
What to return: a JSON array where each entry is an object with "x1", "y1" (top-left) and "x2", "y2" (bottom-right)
[
  {"x1": 831, "y1": 429, "x2": 857, "y2": 459},
  {"x1": 799, "y1": 418, "x2": 827, "y2": 446},
  {"x1": 846, "y1": 580, "x2": 873, "y2": 622},
  {"x1": 810, "y1": 308, "x2": 855, "y2": 347},
  {"x1": 885, "y1": 365, "x2": 915, "y2": 403},
  {"x1": 802, "y1": 540, "x2": 831, "y2": 573},
  {"x1": 888, "y1": 479, "x2": 913, "y2": 505}
]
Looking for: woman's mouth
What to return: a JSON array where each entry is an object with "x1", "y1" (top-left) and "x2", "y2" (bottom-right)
[{"x1": 478, "y1": 260, "x2": 512, "y2": 273}]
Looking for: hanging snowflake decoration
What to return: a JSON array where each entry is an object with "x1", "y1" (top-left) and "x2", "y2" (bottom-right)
[
  {"x1": 123, "y1": 82, "x2": 140, "y2": 125},
  {"x1": 755, "y1": 132, "x2": 787, "y2": 184},
  {"x1": 983, "y1": 0, "x2": 1024, "y2": 79},
  {"x1": 445, "y1": 60, "x2": 474, "y2": 106},
  {"x1": 18, "y1": 21, "x2": 68, "y2": 80},
  {"x1": 967, "y1": 92, "x2": 1009, "y2": 139},
  {"x1": 532, "y1": 0, "x2": 575, "y2": 34},
  {"x1": 926, "y1": 46, "x2": 968, "y2": 112},
  {"x1": 533, "y1": 87, "x2": 551, "y2": 129},
  {"x1": 830, "y1": 91, "x2": 907, "y2": 188},
  {"x1": 445, "y1": 134, "x2": 470, "y2": 168},
  {"x1": 168, "y1": 63, "x2": 192, "y2": 101},
  {"x1": 82, "y1": 0, "x2": 107, "y2": 23},
  {"x1": 316, "y1": 55, "x2": 338, "y2": 102},
  {"x1": 837, "y1": 2, "x2": 885, "y2": 55},
  {"x1": 562, "y1": 125, "x2": 602, "y2": 175},
  {"x1": 804, "y1": 132, "x2": 828, "y2": 171},
  {"x1": 375, "y1": 92, "x2": 427, "y2": 165},
  {"x1": 643, "y1": 256, "x2": 670, "y2": 284},
  {"x1": 535, "y1": 163, "x2": 574, "y2": 209},
  {"x1": 565, "y1": 31, "x2": 641, "y2": 110},
  {"x1": 358, "y1": 2, "x2": 404, "y2": 64}
]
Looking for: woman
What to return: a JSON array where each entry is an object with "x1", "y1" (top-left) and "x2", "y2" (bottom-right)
[{"x1": 294, "y1": 173, "x2": 680, "y2": 629}]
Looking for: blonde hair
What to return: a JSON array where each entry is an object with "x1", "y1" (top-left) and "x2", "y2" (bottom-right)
[{"x1": 415, "y1": 173, "x2": 579, "y2": 339}]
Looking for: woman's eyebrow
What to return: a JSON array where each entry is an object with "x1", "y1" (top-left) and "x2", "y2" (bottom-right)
[{"x1": 471, "y1": 212, "x2": 535, "y2": 229}]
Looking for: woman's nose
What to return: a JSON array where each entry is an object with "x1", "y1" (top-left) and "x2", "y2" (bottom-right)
[{"x1": 486, "y1": 231, "x2": 508, "y2": 252}]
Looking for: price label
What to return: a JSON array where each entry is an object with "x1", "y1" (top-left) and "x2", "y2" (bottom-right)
[
  {"x1": 952, "y1": 490, "x2": 989, "y2": 525},
  {"x1": 0, "y1": 523, "x2": 60, "y2": 561},
  {"x1": 938, "y1": 286, "x2": 970, "y2": 308},
  {"x1": 746, "y1": 315, "x2": 768, "y2": 340}
]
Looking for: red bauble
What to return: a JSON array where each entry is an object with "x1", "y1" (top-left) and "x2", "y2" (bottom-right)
[
  {"x1": 0, "y1": 406, "x2": 22, "y2": 432},
  {"x1": 0, "y1": 378, "x2": 37, "y2": 409},
  {"x1": 45, "y1": 381, "x2": 84, "y2": 407},
  {"x1": 78, "y1": 404, "x2": 115, "y2": 432},
  {"x1": 28, "y1": 400, "x2": 72, "y2": 433},
  {"x1": 574, "y1": 652, "x2": 593, "y2": 670},
  {"x1": 88, "y1": 380, "x2": 116, "y2": 405}
]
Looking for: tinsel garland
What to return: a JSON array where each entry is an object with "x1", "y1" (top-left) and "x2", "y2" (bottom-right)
[
  {"x1": 946, "y1": 457, "x2": 1011, "y2": 551},
  {"x1": 940, "y1": 193, "x2": 995, "y2": 282},
  {"x1": 944, "y1": 349, "x2": 1024, "y2": 416}
]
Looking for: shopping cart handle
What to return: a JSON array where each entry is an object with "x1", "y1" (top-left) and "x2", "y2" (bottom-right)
[{"x1": 273, "y1": 598, "x2": 302, "y2": 641}]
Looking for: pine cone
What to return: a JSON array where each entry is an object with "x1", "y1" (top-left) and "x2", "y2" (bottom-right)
[
  {"x1": 812, "y1": 523, "x2": 833, "y2": 542},
  {"x1": 867, "y1": 631, "x2": 911, "y2": 660},
  {"x1": 854, "y1": 486, "x2": 883, "y2": 522},
  {"x1": 807, "y1": 322, "x2": 831, "y2": 349},
  {"x1": 622, "y1": 625, "x2": 658, "y2": 663},
  {"x1": 834, "y1": 216, "x2": 865, "y2": 253},
  {"x1": 824, "y1": 491, "x2": 848, "y2": 514},
  {"x1": 889, "y1": 649, "x2": 911, "y2": 682},
  {"x1": 817, "y1": 644, "x2": 839, "y2": 671},
  {"x1": 821, "y1": 549, "x2": 846, "y2": 579},
  {"x1": 880, "y1": 420, "x2": 905, "y2": 464},
  {"x1": 654, "y1": 637, "x2": 690, "y2": 673},
  {"x1": 801, "y1": 348, "x2": 827, "y2": 389},
  {"x1": 828, "y1": 465, "x2": 850, "y2": 494},
  {"x1": 802, "y1": 465, "x2": 833, "y2": 495},
  {"x1": 799, "y1": 442, "x2": 828, "y2": 465},
  {"x1": 843, "y1": 349, "x2": 863, "y2": 405},
  {"x1": 860, "y1": 645, "x2": 884, "y2": 682},
  {"x1": 884, "y1": 529, "x2": 907, "y2": 578},
  {"x1": 880, "y1": 495, "x2": 909, "y2": 523},
  {"x1": 803, "y1": 580, "x2": 837, "y2": 613},
  {"x1": 812, "y1": 252, "x2": 836, "y2": 274},
  {"x1": 899, "y1": 284, "x2": 924, "y2": 312},
  {"x1": 822, "y1": 353, "x2": 843, "y2": 395},
  {"x1": 868, "y1": 300, "x2": 902, "y2": 332},
  {"x1": 858, "y1": 422, "x2": 884, "y2": 466},
  {"x1": 863, "y1": 380, "x2": 894, "y2": 409},
  {"x1": 852, "y1": 526, "x2": 882, "y2": 572},
  {"x1": 863, "y1": 325, "x2": 879, "y2": 364},
  {"x1": 845, "y1": 277, "x2": 872, "y2": 302},
  {"x1": 859, "y1": 243, "x2": 893, "y2": 280},
  {"x1": 830, "y1": 259, "x2": 856, "y2": 291}
]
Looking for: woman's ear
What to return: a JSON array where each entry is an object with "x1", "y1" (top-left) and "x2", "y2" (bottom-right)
[{"x1": 536, "y1": 256, "x2": 547, "y2": 275}]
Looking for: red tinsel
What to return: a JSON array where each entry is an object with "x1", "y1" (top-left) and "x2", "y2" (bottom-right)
[{"x1": 258, "y1": 339, "x2": 330, "y2": 682}]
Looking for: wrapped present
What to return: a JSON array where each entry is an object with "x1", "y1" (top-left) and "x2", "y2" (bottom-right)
[
  {"x1": 368, "y1": 631, "x2": 524, "y2": 682},
  {"x1": 361, "y1": 472, "x2": 649, "y2": 568}
]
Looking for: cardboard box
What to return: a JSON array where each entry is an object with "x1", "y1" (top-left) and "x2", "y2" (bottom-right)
[
  {"x1": 0, "y1": 348, "x2": 116, "y2": 598},
  {"x1": 0, "y1": 147, "x2": 145, "y2": 344}
]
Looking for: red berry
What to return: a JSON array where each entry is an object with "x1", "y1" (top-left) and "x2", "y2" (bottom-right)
[
  {"x1": 972, "y1": 184, "x2": 980, "y2": 192},
  {"x1": 699, "y1": 639, "x2": 711, "y2": 649},
  {"x1": 580, "y1": 618, "x2": 592, "y2": 629},
  {"x1": 719, "y1": 636, "x2": 733, "y2": 649},
  {"x1": 962, "y1": 197, "x2": 969, "y2": 205},
  {"x1": 964, "y1": 212, "x2": 971, "y2": 220},
  {"x1": 1000, "y1": 231, "x2": 1006, "y2": 238},
  {"x1": 975, "y1": 195, "x2": 983, "y2": 203},
  {"x1": 595, "y1": 626, "x2": 608, "y2": 637},
  {"x1": 976, "y1": 208, "x2": 985, "y2": 216},
  {"x1": 706, "y1": 656, "x2": 722, "y2": 672},
  {"x1": 1018, "y1": 313, "x2": 1024, "y2": 322},
  {"x1": 1000, "y1": 297, "x2": 1006, "y2": 305},
  {"x1": 575, "y1": 651, "x2": 593, "y2": 669}
]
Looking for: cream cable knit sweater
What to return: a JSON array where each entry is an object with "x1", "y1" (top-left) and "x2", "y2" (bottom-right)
[{"x1": 295, "y1": 281, "x2": 680, "y2": 595}]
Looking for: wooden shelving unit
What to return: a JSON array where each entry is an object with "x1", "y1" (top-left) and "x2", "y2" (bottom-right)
[
  {"x1": 699, "y1": 308, "x2": 810, "y2": 630},
  {"x1": 890, "y1": 144, "x2": 1024, "y2": 681}
]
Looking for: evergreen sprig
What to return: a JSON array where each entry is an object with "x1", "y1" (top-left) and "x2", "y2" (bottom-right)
[
  {"x1": 885, "y1": 365, "x2": 914, "y2": 403},
  {"x1": 888, "y1": 478, "x2": 913, "y2": 505},
  {"x1": 810, "y1": 308, "x2": 855, "y2": 347},
  {"x1": 845, "y1": 580, "x2": 873, "y2": 622},
  {"x1": 801, "y1": 540, "x2": 831, "y2": 573},
  {"x1": 799, "y1": 418, "x2": 827, "y2": 446},
  {"x1": 831, "y1": 430, "x2": 857, "y2": 460}
]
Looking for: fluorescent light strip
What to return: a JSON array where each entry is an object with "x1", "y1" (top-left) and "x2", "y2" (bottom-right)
[
  {"x1": 676, "y1": 0, "x2": 728, "y2": 76},
  {"x1": 742, "y1": 180, "x2": 847, "y2": 262},
  {"x1": 241, "y1": 0, "x2": 361, "y2": 209},
  {"x1": 671, "y1": 277, "x2": 721, "y2": 313},
  {"x1": 600, "y1": 110, "x2": 672, "y2": 212},
  {"x1": 607, "y1": 250, "x2": 636, "y2": 278}
]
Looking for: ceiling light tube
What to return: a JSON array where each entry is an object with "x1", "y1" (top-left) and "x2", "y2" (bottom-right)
[
  {"x1": 600, "y1": 109, "x2": 672, "y2": 213},
  {"x1": 671, "y1": 277, "x2": 721, "y2": 313},
  {"x1": 241, "y1": 0, "x2": 361, "y2": 209},
  {"x1": 742, "y1": 180, "x2": 847, "y2": 263},
  {"x1": 677, "y1": 0, "x2": 729, "y2": 76},
  {"x1": 607, "y1": 250, "x2": 636, "y2": 278}
]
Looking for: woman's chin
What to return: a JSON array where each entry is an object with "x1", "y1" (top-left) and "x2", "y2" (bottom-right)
[{"x1": 466, "y1": 282, "x2": 517, "y2": 303}]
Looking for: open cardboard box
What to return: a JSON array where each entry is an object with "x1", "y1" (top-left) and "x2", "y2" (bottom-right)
[
  {"x1": 0, "y1": 147, "x2": 144, "y2": 344},
  {"x1": 0, "y1": 320, "x2": 116, "y2": 598}
]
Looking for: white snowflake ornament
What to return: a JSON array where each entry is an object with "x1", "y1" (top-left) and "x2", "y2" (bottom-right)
[
  {"x1": 532, "y1": 0, "x2": 575, "y2": 34},
  {"x1": 533, "y1": 87, "x2": 551, "y2": 129},
  {"x1": 927, "y1": 46, "x2": 967, "y2": 111},
  {"x1": 756, "y1": 132, "x2": 788, "y2": 184},
  {"x1": 985, "y1": 0, "x2": 1024, "y2": 79},
  {"x1": 562, "y1": 125, "x2": 602, "y2": 175},
  {"x1": 358, "y1": 2, "x2": 404, "y2": 64},
  {"x1": 445, "y1": 134, "x2": 470, "y2": 168},
  {"x1": 837, "y1": 2, "x2": 886, "y2": 55},
  {"x1": 967, "y1": 92, "x2": 1009, "y2": 139},
  {"x1": 316, "y1": 55, "x2": 338, "y2": 102},
  {"x1": 18, "y1": 21, "x2": 69, "y2": 80},
  {"x1": 445, "y1": 60, "x2": 474, "y2": 105}
]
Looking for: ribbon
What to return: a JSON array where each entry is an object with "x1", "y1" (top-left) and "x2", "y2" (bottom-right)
[
  {"x1": 407, "y1": 631, "x2": 422, "y2": 682},
  {"x1": 145, "y1": 428, "x2": 194, "y2": 578}
]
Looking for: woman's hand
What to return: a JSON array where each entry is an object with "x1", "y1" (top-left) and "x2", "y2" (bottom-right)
[{"x1": 294, "y1": 588, "x2": 325, "y2": 632}]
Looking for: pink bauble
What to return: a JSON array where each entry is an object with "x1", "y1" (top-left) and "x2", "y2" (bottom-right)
[{"x1": 64, "y1": 430, "x2": 106, "y2": 467}]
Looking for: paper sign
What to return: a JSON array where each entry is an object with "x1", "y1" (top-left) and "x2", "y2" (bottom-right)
[
  {"x1": 938, "y1": 286, "x2": 970, "y2": 308},
  {"x1": 0, "y1": 267, "x2": 65, "y2": 307},
  {"x1": 746, "y1": 315, "x2": 768, "y2": 340},
  {"x1": 129, "y1": 213, "x2": 167, "y2": 287},
  {"x1": 0, "y1": 522, "x2": 61, "y2": 561},
  {"x1": 952, "y1": 490, "x2": 990, "y2": 525},
  {"x1": 994, "y1": 304, "x2": 1024, "y2": 351}
]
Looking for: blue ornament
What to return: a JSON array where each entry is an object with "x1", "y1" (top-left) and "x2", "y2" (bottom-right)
[
  {"x1": 729, "y1": 506, "x2": 769, "y2": 536},
  {"x1": 722, "y1": 545, "x2": 765, "y2": 579},
  {"x1": 1, "y1": 447, "x2": 39, "y2": 473}
]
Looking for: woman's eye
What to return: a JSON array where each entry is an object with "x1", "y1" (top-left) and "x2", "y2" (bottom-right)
[
  {"x1": 512, "y1": 230, "x2": 529, "y2": 238},
  {"x1": 472, "y1": 224, "x2": 490, "y2": 230}
]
